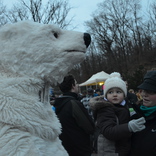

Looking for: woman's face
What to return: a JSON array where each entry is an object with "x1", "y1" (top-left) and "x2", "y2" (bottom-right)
[
  {"x1": 141, "y1": 90, "x2": 156, "y2": 107},
  {"x1": 107, "y1": 87, "x2": 124, "y2": 104}
]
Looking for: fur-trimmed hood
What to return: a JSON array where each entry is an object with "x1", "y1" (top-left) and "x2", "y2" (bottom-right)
[{"x1": 89, "y1": 95, "x2": 114, "y2": 111}]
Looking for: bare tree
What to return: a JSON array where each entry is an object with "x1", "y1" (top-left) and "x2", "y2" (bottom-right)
[
  {"x1": 1, "y1": 0, "x2": 73, "y2": 28},
  {"x1": 0, "y1": 1, "x2": 8, "y2": 25},
  {"x1": 146, "y1": 1, "x2": 156, "y2": 47},
  {"x1": 85, "y1": 0, "x2": 144, "y2": 73},
  {"x1": 70, "y1": 0, "x2": 156, "y2": 88}
]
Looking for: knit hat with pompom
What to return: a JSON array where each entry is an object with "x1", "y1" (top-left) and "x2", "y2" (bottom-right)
[{"x1": 104, "y1": 72, "x2": 127, "y2": 98}]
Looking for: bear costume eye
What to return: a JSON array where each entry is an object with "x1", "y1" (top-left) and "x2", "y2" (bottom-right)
[{"x1": 53, "y1": 32, "x2": 58, "y2": 38}]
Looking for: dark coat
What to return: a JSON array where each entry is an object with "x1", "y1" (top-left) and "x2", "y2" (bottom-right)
[
  {"x1": 130, "y1": 102, "x2": 156, "y2": 156},
  {"x1": 54, "y1": 92, "x2": 94, "y2": 156},
  {"x1": 90, "y1": 96, "x2": 131, "y2": 156},
  {"x1": 126, "y1": 92, "x2": 138, "y2": 104}
]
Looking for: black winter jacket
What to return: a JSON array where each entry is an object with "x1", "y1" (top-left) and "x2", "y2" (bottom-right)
[
  {"x1": 130, "y1": 102, "x2": 156, "y2": 156},
  {"x1": 54, "y1": 92, "x2": 94, "y2": 156}
]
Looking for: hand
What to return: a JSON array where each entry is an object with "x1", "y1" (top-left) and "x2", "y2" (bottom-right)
[{"x1": 128, "y1": 117, "x2": 146, "y2": 132}]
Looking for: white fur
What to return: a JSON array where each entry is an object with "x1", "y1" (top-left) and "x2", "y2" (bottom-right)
[
  {"x1": 0, "y1": 21, "x2": 88, "y2": 155},
  {"x1": 0, "y1": 21, "x2": 86, "y2": 84}
]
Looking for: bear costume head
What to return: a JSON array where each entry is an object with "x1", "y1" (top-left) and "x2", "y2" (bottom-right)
[{"x1": 0, "y1": 20, "x2": 90, "y2": 84}]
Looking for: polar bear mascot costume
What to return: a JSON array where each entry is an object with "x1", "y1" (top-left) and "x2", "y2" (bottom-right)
[{"x1": 0, "y1": 21, "x2": 91, "y2": 156}]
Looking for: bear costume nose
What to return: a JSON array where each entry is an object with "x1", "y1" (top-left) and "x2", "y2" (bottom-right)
[{"x1": 83, "y1": 33, "x2": 91, "y2": 48}]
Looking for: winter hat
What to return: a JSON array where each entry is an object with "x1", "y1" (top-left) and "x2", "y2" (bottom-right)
[
  {"x1": 104, "y1": 72, "x2": 127, "y2": 98},
  {"x1": 138, "y1": 70, "x2": 156, "y2": 91}
]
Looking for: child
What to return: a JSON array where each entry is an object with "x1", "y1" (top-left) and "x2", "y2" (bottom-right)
[{"x1": 90, "y1": 72, "x2": 145, "y2": 156}]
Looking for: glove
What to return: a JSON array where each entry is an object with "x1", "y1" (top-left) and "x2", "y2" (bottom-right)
[{"x1": 128, "y1": 117, "x2": 146, "y2": 132}]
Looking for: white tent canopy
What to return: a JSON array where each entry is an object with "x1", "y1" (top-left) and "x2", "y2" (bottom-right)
[{"x1": 79, "y1": 71, "x2": 110, "y2": 86}]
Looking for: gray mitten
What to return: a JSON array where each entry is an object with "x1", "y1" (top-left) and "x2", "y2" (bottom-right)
[{"x1": 128, "y1": 117, "x2": 146, "y2": 132}]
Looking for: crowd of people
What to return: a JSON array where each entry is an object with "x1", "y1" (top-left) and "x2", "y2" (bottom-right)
[{"x1": 51, "y1": 70, "x2": 156, "y2": 156}]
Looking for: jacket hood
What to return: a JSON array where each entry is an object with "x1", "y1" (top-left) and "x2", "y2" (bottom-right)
[
  {"x1": 54, "y1": 96, "x2": 73, "y2": 114},
  {"x1": 89, "y1": 95, "x2": 114, "y2": 111},
  {"x1": 54, "y1": 92, "x2": 76, "y2": 114}
]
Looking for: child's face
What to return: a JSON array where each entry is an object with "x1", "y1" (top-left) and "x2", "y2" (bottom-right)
[
  {"x1": 107, "y1": 87, "x2": 124, "y2": 104},
  {"x1": 141, "y1": 90, "x2": 156, "y2": 107}
]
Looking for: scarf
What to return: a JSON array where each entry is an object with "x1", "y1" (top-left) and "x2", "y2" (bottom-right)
[{"x1": 140, "y1": 105, "x2": 156, "y2": 116}]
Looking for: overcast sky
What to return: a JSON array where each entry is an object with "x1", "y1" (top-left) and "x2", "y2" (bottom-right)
[
  {"x1": 67, "y1": 0, "x2": 103, "y2": 31},
  {"x1": 67, "y1": 0, "x2": 154, "y2": 32},
  {"x1": 2, "y1": 0, "x2": 155, "y2": 32}
]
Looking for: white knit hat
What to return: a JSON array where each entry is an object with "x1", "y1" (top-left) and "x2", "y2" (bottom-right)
[{"x1": 104, "y1": 72, "x2": 127, "y2": 98}]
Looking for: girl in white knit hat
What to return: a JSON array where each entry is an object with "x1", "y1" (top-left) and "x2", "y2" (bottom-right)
[{"x1": 90, "y1": 72, "x2": 145, "y2": 156}]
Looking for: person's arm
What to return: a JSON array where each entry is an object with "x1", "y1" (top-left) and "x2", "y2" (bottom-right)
[
  {"x1": 71, "y1": 100, "x2": 94, "y2": 134},
  {"x1": 97, "y1": 107, "x2": 131, "y2": 141}
]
